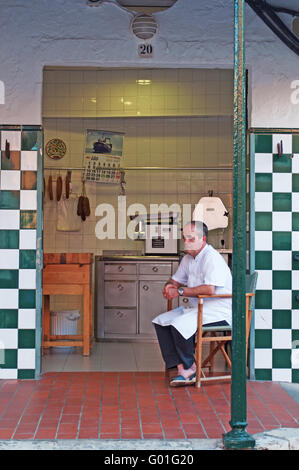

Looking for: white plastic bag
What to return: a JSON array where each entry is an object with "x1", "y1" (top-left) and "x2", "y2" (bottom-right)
[{"x1": 57, "y1": 196, "x2": 81, "y2": 232}]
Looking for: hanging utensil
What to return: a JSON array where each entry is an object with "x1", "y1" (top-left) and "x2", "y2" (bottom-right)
[
  {"x1": 5, "y1": 140, "x2": 10, "y2": 159},
  {"x1": 77, "y1": 178, "x2": 90, "y2": 221},
  {"x1": 65, "y1": 173, "x2": 70, "y2": 199},
  {"x1": 77, "y1": 195, "x2": 84, "y2": 218},
  {"x1": 83, "y1": 180, "x2": 90, "y2": 220},
  {"x1": 83, "y1": 194, "x2": 90, "y2": 217},
  {"x1": 56, "y1": 173, "x2": 62, "y2": 201},
  {"x1": 277, "y1": 140, "x2": 283, "y2": 157},
  {"x1": 119, "y1": 170, "x2": 126, "y2": 196},
  {"x1": 48, "y1": 174, "x2": 53, "y2": 200},
  {"x1": 77, "y1": 178, "x2": 86, "y2": 220}
]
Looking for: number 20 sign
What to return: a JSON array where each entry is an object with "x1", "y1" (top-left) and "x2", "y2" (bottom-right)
[{"x1": 138, "y1": 44, "x2": 153, "y2": 58}]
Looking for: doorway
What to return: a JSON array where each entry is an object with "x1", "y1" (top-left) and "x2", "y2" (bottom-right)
[{"x1": 41, "y1": 67, "x2": 234, "y2": 373}]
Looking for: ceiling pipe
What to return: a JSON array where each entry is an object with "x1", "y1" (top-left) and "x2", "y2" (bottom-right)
[
  {"x1": 246, "y1": 0, "x2": 299, "y2": 55},
  {"x1": 271, "y1": 5, "x2": 299, "y2": 17}
]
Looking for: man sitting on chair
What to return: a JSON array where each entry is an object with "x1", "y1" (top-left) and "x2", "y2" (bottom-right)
[{"x1": 152, "y1": 221, "x2": 232, "y2": 387}]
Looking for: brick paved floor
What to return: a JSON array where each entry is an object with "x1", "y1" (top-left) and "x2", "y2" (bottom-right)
[{"x1": 0, "y1": 372, "x2": 298, "y2": 440}]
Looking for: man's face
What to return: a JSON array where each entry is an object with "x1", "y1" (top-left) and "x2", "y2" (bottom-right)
[{"x1": 182, "y1": 224, "x2": 206, "y2": 255}]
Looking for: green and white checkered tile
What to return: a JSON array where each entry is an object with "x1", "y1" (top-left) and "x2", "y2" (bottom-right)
[
  {"x1": 0, "y1": 129, "x2": 40, "y2": 379},
  {"x1": 254, "y1": 133, "x2": 299, "y2": 383}
]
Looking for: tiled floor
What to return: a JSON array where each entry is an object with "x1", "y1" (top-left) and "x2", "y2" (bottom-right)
[
  {"x1": 42, "y1": 341, "x2": 165, "y2": 373},
  {"x1": 0, "y1": 342, "x2": 298, "y2": 441},
  {"x1": 0, "y1": 371, "x2": 298, "y2": 441}
]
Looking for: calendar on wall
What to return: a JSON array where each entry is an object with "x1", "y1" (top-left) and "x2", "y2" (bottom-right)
[{"x1": 82, "y1": 130, "x2": 124, "y2": 184}]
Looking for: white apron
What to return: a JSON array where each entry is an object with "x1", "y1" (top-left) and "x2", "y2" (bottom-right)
[{"x1": 152, "y1": 306, "x2": 198, "y2": 340}]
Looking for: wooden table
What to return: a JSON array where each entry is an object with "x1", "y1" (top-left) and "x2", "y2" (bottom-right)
[{"x1": 42, "y1": 253, "x2": 93, "y2": 356}]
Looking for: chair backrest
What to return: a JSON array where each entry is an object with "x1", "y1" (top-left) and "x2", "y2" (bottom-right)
[{"x1": 246, "y1": 271, "x2": 258, "y2": 310}]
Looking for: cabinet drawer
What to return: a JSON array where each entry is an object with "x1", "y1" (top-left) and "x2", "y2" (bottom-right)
[
  {"x1": 139, "y1": 263, "x2": 172, "y2": 276},
  {"x1": 104, "y1": 281, "x2": 136, "y2": 307},
  {"x1": 104, "y1": 309, "x2": 137, "y2": 334},
  {"x1": 104, "y1": 263, "x2": 136, "y2": 275}
]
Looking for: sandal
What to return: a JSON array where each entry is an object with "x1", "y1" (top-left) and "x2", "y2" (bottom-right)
[{"x1": 169, "y1": 372, "x2": 196, "y2": 387}]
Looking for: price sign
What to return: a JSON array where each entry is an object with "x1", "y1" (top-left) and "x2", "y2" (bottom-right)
[{"x1": 138, "y1": 43, "x2": 153, "y2": 58}]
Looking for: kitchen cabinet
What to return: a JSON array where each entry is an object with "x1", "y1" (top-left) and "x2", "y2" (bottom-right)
[
  {"x1": 95, "y1": 250, "x2": 231, "y2": 341},
  {"x1": 96, "y1": 256, "x2": 179, "y2": 340},
  {"x1": 139, "y1": 279, "x2": 168, "y2": 335}
]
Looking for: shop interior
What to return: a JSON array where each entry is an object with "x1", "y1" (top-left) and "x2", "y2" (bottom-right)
[{"x1": 41, "y1": 67, "x2": 234, "y2": 373}]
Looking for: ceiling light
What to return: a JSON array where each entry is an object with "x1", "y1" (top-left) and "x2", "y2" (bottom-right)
[
  {"x1": 136, "y1": 79, "x2": 152, "y2": 85},
  {"x1": 121, "y1": 98, "x2": 132, "y2": 105},
  {"x1": 131, "y1": 13, "x2": 158, "y2": 40}
]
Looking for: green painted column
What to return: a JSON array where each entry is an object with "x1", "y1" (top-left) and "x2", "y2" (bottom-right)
[{"x1": 223, "y1": 0, "x2": 255, "y2": 450}]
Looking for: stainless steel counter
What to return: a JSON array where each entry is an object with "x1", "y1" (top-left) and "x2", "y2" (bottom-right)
[
  {"x1": 96, "y1": 249, "x2": 231, "y2": 262},
  {"x1": 96, "y1": 255, "x2": 181, "y2": 262}
]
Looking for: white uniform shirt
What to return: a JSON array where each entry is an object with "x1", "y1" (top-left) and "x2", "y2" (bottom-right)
[{"x1": 152, "y1": 244, "x2": 232, "y2": 339}]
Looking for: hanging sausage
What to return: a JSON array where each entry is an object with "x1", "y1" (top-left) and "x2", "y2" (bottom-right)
[
  {"x1": 65, "y1": 174, "x2": 70, "y2": 199},
  {"x1": 48, "y1": 175, "x2": 53, "y2": 200},
  {"x1": 77, "y1": 179, "x2": 90, "y2": 221},
  {"x1": 56, "y1": 174, "x2": 62, "y2": 201}
]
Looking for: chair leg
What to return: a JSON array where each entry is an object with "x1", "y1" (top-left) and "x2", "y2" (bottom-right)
[
  {"x1": 208, "y1": 332, "x2": 217, "y2": 373},
  {"x1": 195, "y1": 300, "x2": 204, "y2": 388},
  {"x1": 195, "y1": 342, "x2": 202, "y2": 388},
  {"x1": 209, "y1": 341, "x2": 214, "y2": 372}
]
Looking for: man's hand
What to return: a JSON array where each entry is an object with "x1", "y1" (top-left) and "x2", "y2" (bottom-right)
[
  {"x1": 163, "y1": 284, "x2": 179, "y2": 300},
  {"x1": 163, "y1": 283, "x2": 173, "y2": 298}
]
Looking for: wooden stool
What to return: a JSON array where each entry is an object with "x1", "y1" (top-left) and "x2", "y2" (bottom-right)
[{"x1": 42, "y1": 253, "x2": 93, "y2": 356}]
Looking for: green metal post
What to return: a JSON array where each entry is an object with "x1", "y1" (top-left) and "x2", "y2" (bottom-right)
[{"x1": 223, "y1": 0, "x2": 255, "y2": 450}]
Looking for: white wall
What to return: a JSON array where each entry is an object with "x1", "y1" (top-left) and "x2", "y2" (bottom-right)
[{"x1": 0, "y1": 0, "x2": 298, "y2": 127}]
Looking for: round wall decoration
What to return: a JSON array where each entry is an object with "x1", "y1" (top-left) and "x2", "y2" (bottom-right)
[{"x1": 45, "y1": 138, "x2": 67, "y2": 160}]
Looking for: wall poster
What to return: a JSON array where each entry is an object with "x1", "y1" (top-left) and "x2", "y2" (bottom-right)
[{"x1": 82, "y1": 130, "x2": 124, "y2": 183}]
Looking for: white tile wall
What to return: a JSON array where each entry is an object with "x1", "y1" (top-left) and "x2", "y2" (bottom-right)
[{"x1": 43, "y1": 68, "x2": 233, "y2": 119}]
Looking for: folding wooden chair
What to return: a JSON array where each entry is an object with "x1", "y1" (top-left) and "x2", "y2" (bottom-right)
[
  {"x1": 166, "y1": 272, "x2": 258, "y2": 388},
  {"x1": 195, "y1": 271, "x2": 258, "y2": 388}
]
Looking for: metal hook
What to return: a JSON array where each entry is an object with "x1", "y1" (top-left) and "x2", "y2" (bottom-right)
[{"x1": 5, "y1": 140, "x2": 10, "y2": 159}]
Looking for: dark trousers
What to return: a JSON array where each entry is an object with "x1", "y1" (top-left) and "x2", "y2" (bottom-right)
[{"x1": 154, "y1": 320, "x2": 229, "y2": 370}]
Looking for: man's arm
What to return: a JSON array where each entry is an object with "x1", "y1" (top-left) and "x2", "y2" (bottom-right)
[
  {"x1": 164, "y1": 278, "x2": 182, "y2": 289},
  {"x1": 163, "y1": 282, "x2": 215, "y2": 300},
  {"x1": 181, "y1": 285, "x2": 215, "y2": 297}
]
